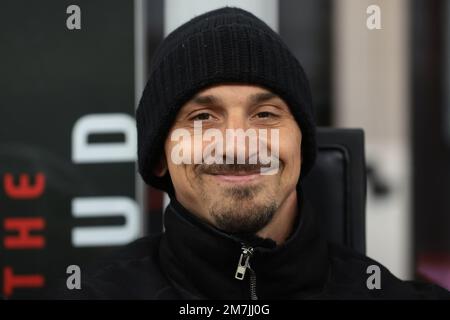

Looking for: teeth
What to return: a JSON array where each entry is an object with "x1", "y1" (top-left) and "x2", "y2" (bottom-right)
[{"x1": 221, "y1": 172, "x2": 257, "y2": 175}]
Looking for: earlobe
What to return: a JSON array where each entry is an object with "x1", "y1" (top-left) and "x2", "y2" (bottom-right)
[{"x1": 153, "y1": 155, "x2": 168, "y2": 177}]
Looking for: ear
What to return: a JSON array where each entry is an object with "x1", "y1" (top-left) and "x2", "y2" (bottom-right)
[{"x1": 153, "y1": 154, "x2": 168, "y2": 177}]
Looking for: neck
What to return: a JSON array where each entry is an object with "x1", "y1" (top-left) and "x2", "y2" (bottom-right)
[{"x1": 256, "y1": 189, "x2": 298, "y2": 245}]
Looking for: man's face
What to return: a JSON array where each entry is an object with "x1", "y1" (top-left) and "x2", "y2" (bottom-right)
[{"x1": 160, "y1": 84, "x2": 302, "y2": 234}]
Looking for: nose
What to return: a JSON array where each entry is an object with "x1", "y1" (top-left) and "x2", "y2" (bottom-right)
[
  {"x1": 222, "y1": 112, "x2": 257, "y2": 164},
  {"x1": 224, "y1": 110, "x2": 248, "y2": 131}
]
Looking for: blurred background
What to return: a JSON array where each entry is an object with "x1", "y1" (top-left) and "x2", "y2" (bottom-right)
[{"x1": 0, "y1": 0, "x2": 449, "y2": 299}]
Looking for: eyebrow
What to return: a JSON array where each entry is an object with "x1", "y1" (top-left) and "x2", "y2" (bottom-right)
[
  {"x1": 191, "y1": 94, "x2": 223, "y2": 106},
  {"x1": 247, "y1": 92, "x2": 278, "y2": 105},
  {"x1": 191, "y1": 91, "x2": 278, "y2": 107}
]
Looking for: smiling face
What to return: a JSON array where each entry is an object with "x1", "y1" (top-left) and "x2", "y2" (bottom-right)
[{"x1": 158, "y1": 84, "x2": 302, "y2": 235}]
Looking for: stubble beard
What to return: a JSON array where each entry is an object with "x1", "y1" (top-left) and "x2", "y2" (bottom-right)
[{"x1": 204, "y1": 183, "x2": 278, "y2": 234}]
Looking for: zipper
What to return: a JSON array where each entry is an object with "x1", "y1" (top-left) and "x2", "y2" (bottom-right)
[
  {"x1": 234, "y1": 244, "x2": 258, "y2": 300},
  {"x1": 248, "y1": 264, "x2": 258, "y2": 300}
]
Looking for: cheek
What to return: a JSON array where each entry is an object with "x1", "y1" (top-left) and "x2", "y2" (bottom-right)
[
  {"x1": 165, "y1": 140, "x2": 199, "y2": 187},
  {"x1": 278, "y1": 126, "x2": 302, "y2": 175},
  {"x1": 164, "y1": 140, "x2": 187, "y2": 188}
]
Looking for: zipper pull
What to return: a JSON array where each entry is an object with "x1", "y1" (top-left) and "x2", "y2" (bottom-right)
[{"x1": 235, "y1": 245, "x2": 254, "y2": 280}]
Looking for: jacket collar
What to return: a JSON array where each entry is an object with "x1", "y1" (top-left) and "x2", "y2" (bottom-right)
[{"x1": 159, "y1": 184, "x2": 330, "y2": 299}]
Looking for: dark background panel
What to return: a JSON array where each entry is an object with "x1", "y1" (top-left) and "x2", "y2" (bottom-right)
[
  {"x1": 0, "y1": 0, "x2": 137, "y2": 299},
  {"x1": 279, "y1": 0, "x2": 332, "y2": 126}
]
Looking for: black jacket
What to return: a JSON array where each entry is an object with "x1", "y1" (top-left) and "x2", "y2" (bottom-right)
[{"x1": 58, "y1": 190, "x2": 449, "y2": 300}]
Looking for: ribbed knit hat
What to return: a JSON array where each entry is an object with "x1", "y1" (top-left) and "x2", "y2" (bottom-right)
[{"x1": 136, "y1": 7, "x2": 316, "y2": 194}]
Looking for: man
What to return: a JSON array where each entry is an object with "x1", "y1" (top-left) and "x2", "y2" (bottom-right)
[{"x1": 70, "y1": 7, "x2": 448, "y2": 299}]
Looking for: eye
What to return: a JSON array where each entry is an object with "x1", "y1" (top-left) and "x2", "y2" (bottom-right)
[
  {"x1": 256, "y1": 111, "x2": 276, "y2": 118},
  {"x1": 191, "y1": 112, "x2": 212, "y2": 121}
]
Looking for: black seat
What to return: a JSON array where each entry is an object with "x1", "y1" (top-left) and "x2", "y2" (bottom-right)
[{"x1": 302, "y1": 127, "x2": 366, "y2": 254}]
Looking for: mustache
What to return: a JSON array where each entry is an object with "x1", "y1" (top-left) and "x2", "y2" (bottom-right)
[{"x1": 198, "y1": 163, "x2": 273, "y2": 175}]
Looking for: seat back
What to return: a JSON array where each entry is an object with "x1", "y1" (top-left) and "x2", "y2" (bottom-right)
[{"x1": 302, "y1": 127, "x2": 366, "y2": 254}]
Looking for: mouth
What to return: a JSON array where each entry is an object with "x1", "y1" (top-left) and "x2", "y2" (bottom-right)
[{"x1": 207, "y1": 171, "x2": 263, "y2": 183}]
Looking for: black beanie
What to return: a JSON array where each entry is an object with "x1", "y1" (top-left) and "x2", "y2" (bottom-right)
[{"x1": 136, "y1": 7, "x2": 316, "y2": 194}]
